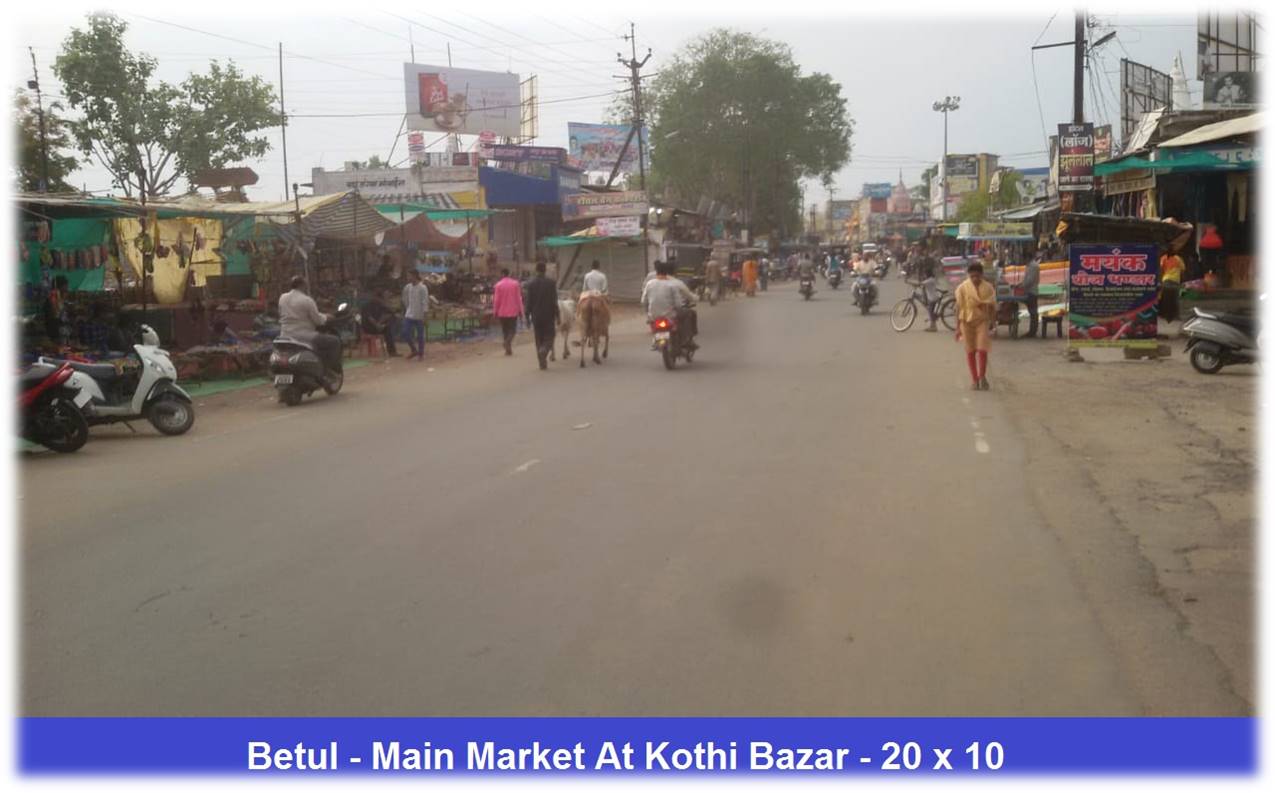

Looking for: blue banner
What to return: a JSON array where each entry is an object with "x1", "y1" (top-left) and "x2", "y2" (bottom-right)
[
  {"x1": 1068, "y1": 243, "x2": 1160, "y2": 347},
  {"x1": 19, "y1": 718, "x2": 1255, "y2": 776}
]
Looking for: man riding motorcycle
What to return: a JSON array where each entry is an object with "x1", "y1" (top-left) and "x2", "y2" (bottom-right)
[
  {"x1": 278, "y1": 275, "x2": 342, "y2": 380},
  {"x1": 641, "y1": 260, "x2": 699, "y2": 349}
]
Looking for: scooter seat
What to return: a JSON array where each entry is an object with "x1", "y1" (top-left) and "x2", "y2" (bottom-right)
[
  {"x1": 20, "y1": 367, "x2": 53, "y2": 391},
  {"x1": 1211, "y1": 311, "x2": 1257, "y2": 335},
  {"x1": 273, "y1": 336, "x2": 315, "y2": 352},
  {"x1": 66, "y1": 361, "x2": 122, "y2": 382}
]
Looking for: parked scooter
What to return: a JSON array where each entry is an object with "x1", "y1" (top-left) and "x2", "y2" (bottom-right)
[
  {"x1": 268, "y1": 304, "x2": 354, "y2": 405},
  {"x1": 650, "y1": 313, "x2": 696, "y2": 370},
  {"x1": 19, "y1": 362, "x2": 91, "y2": 452},
  {"x1": 799, "y1": 275, "x2": 816, "y2": 300},
  {"x1": 1183, "y1": 306, "x2": 1260, "y2": 374},
  {"x1": 852, "y1": 273, "x2": 878, "y2": 315},
  {"x1": 37, "y1": 324, "x2": 194, "y2": 436}
]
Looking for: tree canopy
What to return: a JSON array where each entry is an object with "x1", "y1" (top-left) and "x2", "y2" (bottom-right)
[
  {"x1": 53, "y1": 13, "x2": 282, "y2": 198},
  {"x1": 639, "y1": 30, "x2": 854, "y2": 239},
  {"x1": 954, "y1": 170, "x2": 1024, "y2": 222},
  {"x1": 13, "y1": 91, "x2": 79, "y2": 193}
]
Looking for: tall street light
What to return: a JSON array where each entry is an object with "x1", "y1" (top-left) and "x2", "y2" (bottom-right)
[{"x1": 932, "y1": 96, "x2": 960, "y2": 221}]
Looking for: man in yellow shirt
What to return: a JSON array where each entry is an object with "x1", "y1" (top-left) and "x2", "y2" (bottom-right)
[
  {"x1": 955, "y1": 261, "x2": 998, "y2": 390},
  {"x1": 1159, "y1": 242, "x2": 1186, "y2": 324}
]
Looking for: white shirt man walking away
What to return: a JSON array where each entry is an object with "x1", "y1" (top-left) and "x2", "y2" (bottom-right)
[
  {"x1": 401, "y1": 270, "x2": 430, "y2": 360},
  {"x1": 582, "y1": 260, "x2": 609, "y2": 296}
]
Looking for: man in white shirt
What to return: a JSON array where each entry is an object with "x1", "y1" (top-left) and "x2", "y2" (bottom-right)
[
  {"x1": 401, "y1": 269, "x2": 430, "y2": 360},
  {"x1": 278, "y1": 275, "x2": 341, "y2": 374},
  {"x1": 581, "y1": 260, "x2": 608, "y2": 296},
  {"x1": 641, "y1": 260, "x2": 698, "y2": 347}
]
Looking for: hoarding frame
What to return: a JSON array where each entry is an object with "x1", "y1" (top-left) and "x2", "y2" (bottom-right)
[
  {"x1": 1120, "y1": 59, "x2": 1173, "y2": 146},
  {"x1": 404, "y1": 64, "x2": 522, "y2": 138}
]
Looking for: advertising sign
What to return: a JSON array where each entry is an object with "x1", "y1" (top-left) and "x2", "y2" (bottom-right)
[
  {"x1": 404, "y1": 64, "x2": 522, "y2": 137},
  {"x1": 407, "y1": 132, "x2": 426, "y2": 163},
  {"x1": 1120, "y1": 59, "x2": 1172, "y2": 145},
  {"x1": 944, "y1": 154, "x2": 979, "y2": 197},
  {"x1": 828, "y1": 200, "x2": 856, "y2": 221},
  {"x1": 1203, "y1": 72, "x2": 1259, "y2": 109},
  {"x1": 595, "y1": 216, "x2": 641, "y2": 237},
  {"x1": 1057, "y1": 123, "x2": 1095, "y2": 192},
  {"x1": 1093, "y1": 125, "x2": 1113, "y2": 163},
  {"x1": 1068, "y1": 243, "x2": 1160, "y2": 348},
  {"x1": 562, "y1": 190, "x2": 649, "y2": 220},
  {"x1": 567, "y1": 123, "x2": 647, "y2": 173},
  {"x1": 957, "y1": 222, "x2": 1035, "y2": 240},
  {"x1": 862, "y1": 183, "x2": 893, "y2": 200},
  {"x1": 487, "y1": 145, "x2": 565, "y2": 164}
]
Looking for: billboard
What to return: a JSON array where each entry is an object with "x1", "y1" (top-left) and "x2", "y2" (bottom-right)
[
  {"x1": 828, "y1": 200, "x2": 856, "y2": 221},
  {"x1": 862, "y1": 183, "x2": 892, "y2": 200},
  {"x1": 407, "y1": 132, "x2": 426, "y2": 164},
  {"x1": 1058, "y1": 123, "x2": 1095, "y2": 193},
  {"x1": 1068, "y1": 244, "x2": 1160, "y2": 349},
  {"x1": 567, "y1": 123, "x2": 647, "y2": 174},
  {"x1": 1093, "y1": 125, "x2": 1113, "y2": 164},
  {"x1": 945, "y1": 154, "x2": 980, "y2": 197},
  {"x1": 404, "y1": 64, "x2": 522, "y2": 137},
  {"x1": 562, "y1": 190, "x2": 648, "y2": 220},
  {"x1": 1120, "y1": 59, "x2": 1172, "y2": 145},
  {"x1": 1204, "y1": 72, "x2": 1259, "y2": 109},
  {"x1": 1198, "y1": 12, "x2": 1259, "y2": 79}
]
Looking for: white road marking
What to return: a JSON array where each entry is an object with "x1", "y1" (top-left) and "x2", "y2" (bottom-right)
[
  {"x1": 974, "y1": 433, "x2": 990, "y2": 454},
  {"x1": 513, "y1": 459, "x2": 541, "y2": 474},
  {"x1": 961, "y1": 397, "x2": 971, "y2": 406},
  {"x1": 572, "y1": 422, "x2": 593, "y2": 431},
  {"x1": 970, "y1": 418, "x2": 981, "y2": 430}
]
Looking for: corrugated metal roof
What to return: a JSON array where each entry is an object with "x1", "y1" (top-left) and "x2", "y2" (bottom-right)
[{"x1": 1157, "y1": 112, "x2": 1263, "y2": 148}]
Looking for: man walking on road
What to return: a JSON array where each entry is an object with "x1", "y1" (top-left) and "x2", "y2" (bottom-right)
[
  {"x1": 525, "y1": 261, "x2": 560, "y2": 370},
  {"x1": 1021, "y1": 247, "x2": 1042, "y2": 338},
  {"x1": 955, "y1": 262, "x2": 997, "y2": 390},
  {"x1": 492, "y1": 268, "x2": 525, "y2": 356},
  {"x1": 401, "y1": 270, "x2": 430, "y2": 360}
]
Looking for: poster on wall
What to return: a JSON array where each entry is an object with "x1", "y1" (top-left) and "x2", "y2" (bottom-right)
[
  {"x1": 1068, "y1": 243, "x2": 1160, "y2": 348},
  {"x1": 567, "y1": 123, "x2": 647, "y2": 173},
  {"x1": 595, "y1": 216, "x2": 641, "y2": 237},
  {"x1": 1057, "y1": 123, "x2": 1095, "y2": 192},
  {"x1": 1203, "y1": 72, "x2": 1259, "y2": 109},
  {"x1": 1093, "y1": 125, "x2": 1113, "y2": 163},
  {"x1": 407, "y1": 132, "x2": 426, "y2": 163},
  {"x1": 404, "y1": 64, "x2": 522, "y2": 137}
]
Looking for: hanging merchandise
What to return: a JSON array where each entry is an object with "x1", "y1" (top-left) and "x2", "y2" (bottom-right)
[
  {"x1": 51, "y1": 250, "x2": 64, "y2": 269},
  {"x1": 193, "y1": 228, "x2": 205, "y2": 251}
]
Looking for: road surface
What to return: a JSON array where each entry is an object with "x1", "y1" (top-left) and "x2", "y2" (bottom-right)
[{"x1": 20, "y1": 277, "x2": 1246, "y2": 716}]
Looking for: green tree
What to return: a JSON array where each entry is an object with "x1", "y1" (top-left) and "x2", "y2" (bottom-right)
[
  {"x1": 955, "y1": 170, "x2": 1026, "y2": 222},
  {"x1": 640, "y1": 29, "x2": 854, "y2": 238},
  {"x1": 14, "y1": 90, "x2": 79, "y2": 192},
  {"x1": 53, "y1": 13, "x2": 281, "y2": 198}
]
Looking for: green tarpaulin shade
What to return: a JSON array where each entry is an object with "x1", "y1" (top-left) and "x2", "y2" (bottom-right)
[
  {"x1": 373, "y1": 203, "x2": 502, "y2": 222},
  {"x1": 1096, "y1": 151, "x2": 1256, "y2": 176},
  {"x1": 538, "y1": 235, "x2": 625, "y2": 248}
]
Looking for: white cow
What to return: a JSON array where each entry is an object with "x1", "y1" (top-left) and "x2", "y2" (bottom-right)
[{"x1": 549, "y1": 296, "x2": 576, "y2": 361}]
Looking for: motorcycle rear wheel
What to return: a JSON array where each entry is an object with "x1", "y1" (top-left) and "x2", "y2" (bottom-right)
[
  {"x1": 279, "y1": 386, "x2": 303, "y2": 406},
  {"x1": 891, "y1": 299, "x2": 917, "y2": 332},
  {"x1": 34, "y1": 398, "x2": 89, "y2": 453},
  {"x1": 1190, "y1": 346, "x2": 1224, "y2": 374},
  {"x1": 662, "y1": 346, "x2": 677, "y2": 370},
  {"x1": 323, "y1": 371, "x2": 344, "y2": 396}
]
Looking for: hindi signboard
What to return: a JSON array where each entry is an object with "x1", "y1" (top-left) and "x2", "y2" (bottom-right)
[
  {"x1": 1058, "y1": 123, "x2": 1095, "y2": 192},
  {"x1": 567, "y1": 123, "x2": 647, "y2": 174},
  {"x1": 562, "y1": 190, "x2": 649, "y2": 220},
  {"x1": 1068, "y1": 243, "x2": 1160, "y2": 348},
  {"x1": 595, "y1": 216, "x2": 641, "y2": 237},
  {"x1": 486, "y1": 145, "x2": 566, "y2": 164},
  {"x1": 404, "y1": 64, "x2": 522, "y2": 137}
]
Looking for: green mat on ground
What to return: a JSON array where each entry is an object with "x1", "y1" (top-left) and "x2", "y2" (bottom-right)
[{"x1": 183, "y1": 359, "x2": 371, "y2": 399}]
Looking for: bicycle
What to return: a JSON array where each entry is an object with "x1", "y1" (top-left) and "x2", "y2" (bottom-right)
[{"x1": 891, "y1": 281, "x2": 956, "y2": 332}]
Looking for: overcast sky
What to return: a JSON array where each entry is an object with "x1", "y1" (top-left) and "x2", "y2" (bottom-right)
[{"x1": 10, "y1": 3, "x2": 1234, "y2": 208}]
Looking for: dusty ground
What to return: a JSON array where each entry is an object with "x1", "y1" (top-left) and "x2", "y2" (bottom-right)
[{"x1": 994, "y1": 334, "x2": 1256, "y2": 712}]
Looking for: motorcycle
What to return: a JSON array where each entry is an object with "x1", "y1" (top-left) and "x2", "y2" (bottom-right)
[
  {"x1": 827, "y1": 269, "x2": 843, "y2": 290},
  {"x1": 852, "y1": 273, "x2": 878, "y2": 315},
  {"x1": 1183, "y1": 307, "x2": 1260, "y2": 374},
  {"x1": 20, "y1": 361, "x2": 92, "y2": 453},
  {"x1": 268, "y1": 304, "x2": 354, "y2": 406},
  {"x1": 873, "y1": 259, "x2": 890, "y2": 279},
  {"x1": 650, "y1": 313, "x2": 695, "y2": 370},
  {"x1": 36, "y1": 324, "x2": 194, "y2": 436},
  {"x1": 799, "y1": 275, "x2": 815, "y2": 300}
]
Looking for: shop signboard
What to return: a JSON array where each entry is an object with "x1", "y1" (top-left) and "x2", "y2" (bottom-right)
[
  {"x1": 562, "y1": 190, "x2": 649, "y2": 220},
  {"x1": 957, "y1": 222, "x2": 1034, "y2": 240},
  {"x1": 1094, "y1": 125, "x2": 1113, "y2": 163},
  {"x1": 567, "y1": 123, "x2": 647, "y2": 173},
  {"x1": 1068, "y1": 243, "x2": 1160, "y2": 348},
  {"x1": 404, "y1": 64, "x2": 522, "y2": 137},
  {"x1": 487, "y1": 145, "x2": 566, "y2": 164},
  {"x1": 1103, "y1": 168, "x2": 1155, "y2": 196},
  {"x1": 595, "y1": 216, "x2": 641, "y2": 237},
  {"x1": 1057, "y1": 123, "x2": 1095, "y2": 192}
]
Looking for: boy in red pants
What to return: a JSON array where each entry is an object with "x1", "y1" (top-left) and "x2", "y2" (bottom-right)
[{"x1": 954, "y1": 262, "x2": 997, "y2": 390}]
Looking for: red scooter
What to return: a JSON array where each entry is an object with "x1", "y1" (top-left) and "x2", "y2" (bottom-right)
[{"x1": 19, "y1": 362, "x2": 91, "y2": 452}]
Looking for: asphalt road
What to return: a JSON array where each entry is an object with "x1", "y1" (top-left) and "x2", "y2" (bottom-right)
[{"x1": 18, "y1": 276, "x2": 1240, "y2": 716}]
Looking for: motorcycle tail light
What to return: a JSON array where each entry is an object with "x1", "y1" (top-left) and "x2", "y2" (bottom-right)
[{"x1": 653, "y1": 318, "x2": 670, "y2": 331}]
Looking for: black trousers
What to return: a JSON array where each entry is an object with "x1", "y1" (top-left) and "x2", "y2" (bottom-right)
[
  {"x1": 500, "y1": 317, "x2": 518, "y2": 347},
  {"x1": 1023, "y1": 294, "x2": 1039, "y2": 336},
  {"x1": 532, "y1": 317, "x2": 556, "y2": 357},
  {"x1": 311, "y1": 332, "x2": 343, "y2": 374},
  {"x1": 676, "y1": 307, "x2": 699, "y2": 339}
]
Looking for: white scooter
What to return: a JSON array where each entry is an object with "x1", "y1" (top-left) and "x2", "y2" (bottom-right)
[{"x1": 36, "y1": 324, "x2": 195, "y2": 435}]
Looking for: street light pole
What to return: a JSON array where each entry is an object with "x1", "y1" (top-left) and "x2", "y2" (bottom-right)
[{"x1": 932, "y1": 96, "x2": 960, "y2": 221}]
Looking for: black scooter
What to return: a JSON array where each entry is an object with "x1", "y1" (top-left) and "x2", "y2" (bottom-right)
[{"x1": 268, "y1": 304, "x2": 354, "y2": 406}]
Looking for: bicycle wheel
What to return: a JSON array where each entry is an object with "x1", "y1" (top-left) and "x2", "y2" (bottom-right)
[
  {"x1": 890, "y1": 299, "x2": 917, "y2": 332},
  {"x1": 939, "y1": 297, "x2": 957, "y2": 331}
]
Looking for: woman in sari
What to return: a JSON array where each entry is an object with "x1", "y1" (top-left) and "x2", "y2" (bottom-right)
[{"x1": 742, "y1": 257, "x2": 758, "y2": 297}]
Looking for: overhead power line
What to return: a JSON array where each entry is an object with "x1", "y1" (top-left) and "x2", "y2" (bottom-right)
[{"x1": 289, "y1": 89, "x2": 623, "y2": 118}]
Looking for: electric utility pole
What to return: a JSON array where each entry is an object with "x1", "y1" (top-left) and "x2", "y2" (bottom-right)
[
  {"x1": 618, "y1": 22, "x2": 652, "y2": 272},
  {"x1": 28, "y1": 48, "x2": 50, "y2": 192}
]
